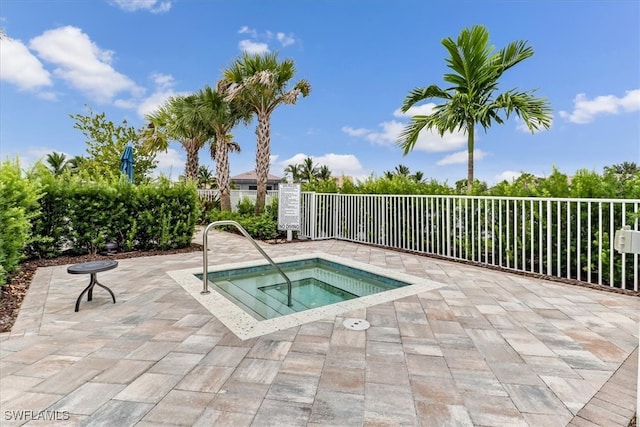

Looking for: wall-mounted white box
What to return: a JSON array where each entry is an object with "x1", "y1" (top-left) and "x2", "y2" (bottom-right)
[{"x1": 614, "y1": 226, "x2": 640, "y2": 254}]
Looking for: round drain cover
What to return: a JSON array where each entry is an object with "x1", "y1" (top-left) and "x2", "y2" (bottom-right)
[{"x1": 343, "y1": 318, "x2": 370, "y2": 331}]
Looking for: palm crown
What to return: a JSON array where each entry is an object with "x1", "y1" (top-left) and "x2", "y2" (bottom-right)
[{"x1": 398, "y1": 25, "x2": 552, "y2": 192}]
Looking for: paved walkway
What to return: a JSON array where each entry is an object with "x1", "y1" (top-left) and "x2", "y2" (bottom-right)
[{"x1": 1, "y1": 231, "x2": 638, "y2": 426}]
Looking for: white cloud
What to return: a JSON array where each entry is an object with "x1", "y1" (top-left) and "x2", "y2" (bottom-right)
[
  {"x1": 559, "y1": 89, "x2": 640, "y2": 124},
  {"x1": 136, "y1": 73, "x2": 189, "y2": 118},
  {"x1": 236, "y1": 27, "x2": 297, "y2": 53},
  {"x1": 0, "y1": 35, "x2": 52, "y2": 92},
  {"x1": 29, "y1": 26, "x2": 143, "y2": 104},
  {"x1": 278, "y1": 152, "x2": 366, "y2": 179},
  {"x1": 152, "y1": 147, "x2": 184, "y2": 178},
  {"x1": 342, "y1": 126, "x2": 370, "y2": 137},
  {"x1": 238, "y1": 26, "x2": 258, "y2": 38},
  {"x1": 344, "y1": 117, "x2": 466, "y2": 153},
  {"x1": 276, "y1": 32, "x2": 295, "y2": 47},
  {"x1": 238, "y1": 39, "x2": 269, "y2": 54},
  {"x1": 494, "y1": 170, "x2": 522, "y2": 183},
  {"x1": 392, "y1": 104, "x2": 437, "y2": 118},
  {"x1": 436, "y1": 149, "x2": 487, "y2": 166},
  {"x1": 109, "y1": 0, "x2": 172, "y2": 13},
  {"x1": 344, "y1": 103, "x2": 467, "y2": 153}
]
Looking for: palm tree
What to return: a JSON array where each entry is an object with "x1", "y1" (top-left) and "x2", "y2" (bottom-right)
[
  {"x1": 197, "y1": 165, "x2": 216, "y2": 189},
  {"x1": 397, "y1": 25, "x2": 552, "y2": 193},
  {"x1": 318, "y1": 165, "x2": 332, "y2": 181},
  {"x1": 219, "y1": 52, "x2": 311, "y2": 214},
  {"x1": 143, "y1": 94, "x2": 211, "y2": 181},
  {"x1": 45, "y1": 152, "x2": 70, "y2": 176},
  {"x1": 605, "y1": 162, "x2": 639, "y2": 176},
  {"x1": 196, "y1": 85, "x2": 250, "y2": 211},
  {"x1": 284, "y1": 163, "x2": 302, "y2": 182},
  {"x1": 412, "y1": 170, "x2": 425, "y2": 182},
  {"x1": 394, "y1": 164, "x2": 411, "y2": 177},
  {"x1": 300, "y1": 157, "x2": 319, "y2": 183}
]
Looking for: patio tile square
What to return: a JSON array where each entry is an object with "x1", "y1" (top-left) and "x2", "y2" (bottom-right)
[
  {"x1": 365, "y1": 360, "x2": 409, "y2": 386},
  {"x1": 309, "y1": 390, "x2": 364, "y2": 426},
  {"x1": 176, "y1": 365, "x2": 234, "y2": 393},
  {"x1": 50, "y1": 382, "x2": 124, "y2": 415},
  {"x1": 318, "y1": 364, "x2": 364, "y2": 394},
  {"x1": 230, "y1": 358, "x2": 281, "y2": 384},
  {"x1": 280, "y1": 351, "x2": 325, "y2": 376},
  {"x1": 290, "y1": 335, "x2": 330, "y2": 355},
  {"x1": 265, "y1": 372, "x2": 319, "y2": 404},
  {"x1": 92, "y1": 359, "x2": 153, "y2": 384},
  {"x1": 199, "y1": 345, "x2": 250, "y2": 367},
  {"x1": 192, "y1": 408, "x2": 254, "y2": 427},
  {"x1": 208, "y1": 380, "x2": 269, "y2": 414},
  {"x1": 414, "y1": 402, "x2": 473, "y2": 427},
  {"x1": 83, "y1": 399, "x2": 153, "y2": 426},
  {"x1": 148, "y1": 351, "x2": 204, "y2": 375},
  {"x1": 364, "y1": 382, "x2": 417, "y2": 425},
  {"x1": 114, "y1": 373, "x2": 182, "y2": 404},
  {"x1": 141, "y1": 389, "x2": 214, "y2": 425},
  {"x1": 246, "y1": 338, "x2": 292, "y2": 360},
  {"x1": 252, "y1": 399, "x2": 312, "y2": 426}
]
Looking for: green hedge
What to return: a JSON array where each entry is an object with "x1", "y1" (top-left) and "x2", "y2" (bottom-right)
[
  {"x1": 0, "y1": 160, "x2": 41, "y2": 286},
  {"x1": 25, "y1": 168, "x2": 200, "y2": 259}
]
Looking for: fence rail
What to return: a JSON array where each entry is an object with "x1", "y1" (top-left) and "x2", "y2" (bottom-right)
[
  {"x1": 299, "y1": 193, "x2": 639, "y2": 291},
  {"x1": 199, "y1": 190, "x2": 639, "y2": 291}
]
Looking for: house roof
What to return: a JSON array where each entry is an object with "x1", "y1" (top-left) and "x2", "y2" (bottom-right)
[{"x1": 231, "y1": 171, "x2": 281, "y2": 182}]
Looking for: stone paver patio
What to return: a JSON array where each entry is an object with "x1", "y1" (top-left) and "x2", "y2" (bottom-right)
[{"x1": 1, "y1": 230, "x2": 638, "y2": 426}]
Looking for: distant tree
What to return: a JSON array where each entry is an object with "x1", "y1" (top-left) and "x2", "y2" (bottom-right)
[
  {"x1": 70, "y1": 107, "x2": 157, "y2": 181},
  {"x1": 45, "y1": 152, "x2": 70, "y2": 176},
  {"x1": 219, "y1": 52, "x2": 311, "y2": 215},
  {"x1": 300, "y1": 157, "x2": 319, "y2": 183},
  {"x1": 397, "y1": 25, "x2": 552, "y2": 193},
  {"x1": 196, "y1": 85, "x2": 250, "y2": 211},
  {"x1": 318, "y1": 165, "x2": 332, "y2": 181},
  {"x1": 394, "y1": 164, "x2": 411, "y2": 177},
  {"x1": 143, "y1": 94, "x2": 210, "y2": 181},
  {"x1": 604, "y1": 162, "x2": 639, "y2": 177},
  {"x1": 384, "y1": 164, "x2": 412, "y2": 179},
  {"x1": 197, "y1": 165, "x2": 217, "y2": 189},
  {"x1": 412, "y1": 171, "x2": 425, "y2": 182}
]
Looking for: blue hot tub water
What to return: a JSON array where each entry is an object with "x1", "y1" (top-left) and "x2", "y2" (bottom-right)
[{"x1": 195, "y1": 258, "x2": 410, "y2": 320}]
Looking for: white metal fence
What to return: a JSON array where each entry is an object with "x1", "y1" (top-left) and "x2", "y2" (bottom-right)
[
  {"x1": 198, "y1": 190, "x2": 639, "y2": 291},
  {"x1": 299, "y1": 193, "x2": 639, "y2": 291},
  {"x1": 198, "y1": 189, "x2": 279, "y2": 211}
]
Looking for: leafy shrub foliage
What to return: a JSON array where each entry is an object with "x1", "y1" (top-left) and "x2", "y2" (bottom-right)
[
  {"x1": 25, "y1": 169, "x2": 199, "y2": 258},
  {"x1": 0, "y1": 160, "x2": 41, "y2": 286}
]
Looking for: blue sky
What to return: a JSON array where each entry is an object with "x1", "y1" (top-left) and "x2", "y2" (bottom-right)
[{"x1": 1, "y1": 0, "x2": 639, "y2": 185}]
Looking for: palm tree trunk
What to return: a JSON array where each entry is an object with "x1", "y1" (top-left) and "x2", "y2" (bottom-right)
[
  {"x1": 215, "y1": 137, "x2": 232, "y2": 211},
  {"x1": 254, "y1": 112, "x2": 271, "y2": 215},
  {"x1": 467, "y1": 121, "x2": 475, "y2": 194},
  {"x1": 184, "y1": 138, "x2": 200, "y2": 181}
]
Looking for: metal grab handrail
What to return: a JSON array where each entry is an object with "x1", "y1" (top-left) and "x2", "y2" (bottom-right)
[{"x1": 201, "y1": 220, "x2": 292, "y2": 307}]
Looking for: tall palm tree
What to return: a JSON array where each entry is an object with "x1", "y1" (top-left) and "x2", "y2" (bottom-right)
[
  {"x1": 219, "y1": 52, "x2": 311, "y2": 214},
  {"x1": 143, "y1": 94, "x2": 211, "y2": 181},
  {"x1": 45, "y1": 152, "x2": 69, "y2": 176},
  {"x1": 196, "y1": 85, "x2": 250, "y2": 211},
  {"x1": 397, "y1": 25, "x2": 552, "y2": 193}
]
